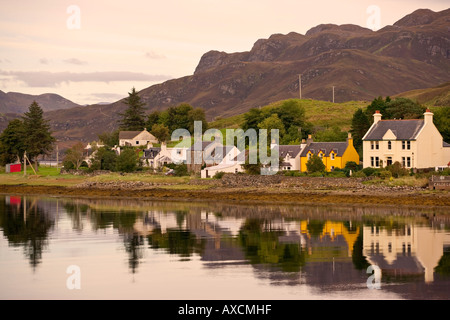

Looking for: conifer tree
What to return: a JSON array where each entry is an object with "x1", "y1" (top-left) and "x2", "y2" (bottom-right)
[
  {"x1": 22, "y1": 101, "x2": 56, "y2": 170},
  {"x1": 118, "y1": 87, "x2": 146, "y2": 131}
]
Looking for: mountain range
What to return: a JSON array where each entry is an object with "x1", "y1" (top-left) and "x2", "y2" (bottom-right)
[{"x1": 1, "y1": 8, "x2": 449, "y2": 146}]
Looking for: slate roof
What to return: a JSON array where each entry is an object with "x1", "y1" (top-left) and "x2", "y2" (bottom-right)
[
  {"x1": 363, "y1": 119, "x2": 424, "y2": 141},
  {"x1": 119, "y1": 131, "x2": 142, "y2": 139},
  {"x1": 142, "y1": 147, "x2": 161, "y2": 159},
  {"x1": 278, "y1": 145, "x2": 303, "y2": 158},
  {"x1": 444, "y1": 141, "x2": 450, "y2": 148},
  {"x1": 188, "y1": 141, "x2": 216, "y2": 151},
  {"x1": 300, "y1": 142, "x2": 348, "y2": 157}
]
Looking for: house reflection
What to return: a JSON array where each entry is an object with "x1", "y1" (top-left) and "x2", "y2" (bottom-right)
[{"x1": 363, "y1": 224, "x2": 450, "y2": 282}]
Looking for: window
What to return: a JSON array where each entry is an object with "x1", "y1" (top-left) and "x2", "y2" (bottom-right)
[
  {"x1": 371, "y1": 141, "x2": 379, "y2": 150},
  {"x1": 402, "y1": 157, "x2": 411, "y2": 168},
  {"x1": 319, "y1": 153, "x2": 323, "y2": 159},
  {"x1": 370, "y1": 157, "x2": 380, "y2": 167},
  {"x1": 375, "y1": 141, "x2": 379, "y2": 150},
  {"x1": 388, "y1": 141, "x2": 391, "y2": 150},
  {"x1": 307, "y1": 153, "x2": 311, "y2": 160},
  {"x1": 330, "y1": 153, "x2": 335, "y2": 160},
  {"x1": 136, "y1": 141, "x2": 139, "y2": 145},
  {"x1": 330, "y1": 166, "x2": 335, "y2": 171},
  {"x1": 371, "y1": 142, "x2": 374, "y2": 150},
  {"x1": 402, "y1": 141, "x2": 411, "y2": 150}
]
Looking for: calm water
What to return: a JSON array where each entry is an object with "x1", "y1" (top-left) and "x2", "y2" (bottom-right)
[{"x1": 0, "y1": 195, "x2": 449, "y2": 300}]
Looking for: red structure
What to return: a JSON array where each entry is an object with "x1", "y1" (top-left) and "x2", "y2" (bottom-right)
[{"x1": 6, "y1": 163, "x2": 21, "y2": 173}]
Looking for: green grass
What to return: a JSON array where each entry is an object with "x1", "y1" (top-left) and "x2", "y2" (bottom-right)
[
  {"x1": 363, "y1": 176, "x2": 429, "y2": 188},
  {"x1": 209, "y1": 98, "x2": 367, "y2": 132}
]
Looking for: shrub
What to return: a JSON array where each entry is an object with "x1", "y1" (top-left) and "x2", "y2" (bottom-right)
[
  {"x1": 173, "y1": 163, "x2": 189, "y2": 176},
  {"x1": 386, "y1": 161, "x2": 408, "y2": 178},
  {"x1": 213, "y1": 171, "x2": 225, "y2": 179},
  {"x1": 379, "y1": 170, "x2": 392, "y2": 180},
  {"x1": 306, "y1": 154, "x2": 326, "y2": 173},
  {"x1": 362, "y1": 167, "x2": 376, "y2": 177},
  {"x1": 115, "y1": 148, "x2": 138, "y2": 173}
]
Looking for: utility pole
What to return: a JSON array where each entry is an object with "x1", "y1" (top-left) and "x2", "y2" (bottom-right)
[
  {"x1": 56, "y1": 144, "x2": 59, "y2": 171},
  {"x1": 24, "y1": 151, "x2": 26, "y2": 176},
  {"x1": 332, "y1": 86, "x2": 335, "y2": 103},
  {"x1": 299, "y1": 74, "x2": 302, "y2": 100}
]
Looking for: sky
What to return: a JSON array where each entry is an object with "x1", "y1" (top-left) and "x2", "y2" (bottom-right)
[{"x1": 0, "y1": 0, "x2": 448, "y2": 106}]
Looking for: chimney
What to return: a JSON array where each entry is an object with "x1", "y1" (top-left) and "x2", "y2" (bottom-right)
[
  {"x1": 424, "y1": 108, "x2": 433, "y2": 125},
  {"x1": 306, "y1": 134, "x2": 313, "y2": 145},
  {"x1": 373, "y1": 110, "x2": 382, "y2": 124},
  {"x1": 161, "y1": 142, "x2": 167, "y2": 152},
  {"x1": 347, "y1": 132, "x2": 353, "y2": 145}
]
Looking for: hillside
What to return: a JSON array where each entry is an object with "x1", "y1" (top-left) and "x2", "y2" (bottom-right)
[
  {"x1": 0, "y1": 91, "x2": 82, "y2": 114},
  {"x1": 394, "y1": 82, "x2": 450, "y2": 107},
  {"x1": 0, "y1": 7, "x2": 446, "y2": 146}
]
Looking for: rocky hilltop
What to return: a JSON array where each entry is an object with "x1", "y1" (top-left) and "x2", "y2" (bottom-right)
[{"x1": 7, "y1": 8, "x2": 450, "y2": 144}]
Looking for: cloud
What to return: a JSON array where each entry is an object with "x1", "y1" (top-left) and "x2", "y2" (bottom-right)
[
  {"x1": 0, "y1": 70, "x2": 172, "y2": 87},
  {"x1": 145, "y1": 51, "x2": 166, "y2": 60},
  {"x1": 63, "y1": 58, "x2": 88, "y2": 65},
  {"x1": 39, "y1": 58, "x2": 50, "y2": 65}
]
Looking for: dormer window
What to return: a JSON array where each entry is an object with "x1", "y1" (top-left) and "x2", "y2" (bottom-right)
[
  {"x1": 388, "y1": 141, "x2": 391, "y2": 150},
  {"x1": 330, "y1": 153, "x2": 335, "y2": 160}
]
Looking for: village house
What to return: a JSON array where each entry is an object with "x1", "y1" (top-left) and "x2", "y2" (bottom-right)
[
  {"x1": 200, "y1": 146, "x2": 244, "y2": 178},
  {"x1": 278, "y1": 144, "x2": 305, "y2": 171},
  {"x1": 299, "y1": 133, "x2": 360, "y2": 172},
  {"x1": 362, "y1": 109, "x2": 450, "y2": 170},
  {"x1": 119, "y1": 128, "x2": 158, "y2": 147},
  {"x1": 141, "y1": 142, "x2": 189, "y2": 169}
]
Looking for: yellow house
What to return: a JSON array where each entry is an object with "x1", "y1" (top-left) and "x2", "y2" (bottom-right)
[{"x1": 300, "y1": 133, "x2": 360, "y2": 172}]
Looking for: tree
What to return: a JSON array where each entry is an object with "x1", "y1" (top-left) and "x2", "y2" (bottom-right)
[
  {"x1": 365, "y1": 96, "x2": 390, "y2": 121},
  {"x1": 385, "y1": 98, "x2": 425, "y2": 119},
  {"x1": 98, "y1": 130, "x2": 119, "y2": 148},
  {"x1": 434, "y1": 107, "x2": 450, "y2": 143},
  {"x1": 118, "y1": 87, "x2": 146, "y2": 131},
  {"x1": 115, "y1": 147, "x2": 139, "y2": 172},
  {"x1": 63, "y1": 142, "x2": 85, "y2": 170},
  {"x1": 242, "y1": 108, "x2": 264, "y2": 131},
  {"x1": 257, "y1": 114, "x2": 286, "y2": 144},
  {"x1": 22, "y1": 101, "x2": 56, "y2": 171},
  {"x1": 314, "y1": 126, "x2": 348, "y2": 142},
  {"x1": 188, "y1": 107, "x2": 208, "y2": 134},
  {"x1": 151, "y1": 124, "x2": 170, "y2": 143},
  {"x1": 91, "y1": 147, "x2": 117, "y2": 171},
  {"x1": 350, "y1": 108, "x2": 371, "y2": 152},
  {"x1": 146, "y1": 111, "x2": 160, "y2": 130},
  {"x1": 0, "y1": 119, "x2": 26, "y2": 166},
  {"x1": 306, "y1": 154, "x2": 326, "y2": 173}
]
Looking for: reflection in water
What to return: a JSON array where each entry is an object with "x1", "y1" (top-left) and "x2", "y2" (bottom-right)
[{"x1": 0, "y1": 195, "x2": 449, "y2": 299}]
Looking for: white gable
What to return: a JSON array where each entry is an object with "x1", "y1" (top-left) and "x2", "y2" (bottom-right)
[{"x1": 382, "y1": 129, "x2": 397, "y2": 140}]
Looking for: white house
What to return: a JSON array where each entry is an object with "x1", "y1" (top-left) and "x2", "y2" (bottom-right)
[
  {"x1": 141, "y1": 143, "x2": 189, "y2": 168},
  {"x1": 119, "y1": 128, "x2": 158, "y2": 147},
  {"x1": 362, "y1": 109, "x2": 450, "y2": 169},
  {"x1": 200, "y1": 144, "x2": 244, "y2": 178},
  {"x1": 278, "y1": 144, "x2": 305, "y2": 171}
]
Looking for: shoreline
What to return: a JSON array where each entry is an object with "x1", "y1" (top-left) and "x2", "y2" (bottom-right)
[{"x1": 1, "y1": 182, "x2": 449, "y2": 208}]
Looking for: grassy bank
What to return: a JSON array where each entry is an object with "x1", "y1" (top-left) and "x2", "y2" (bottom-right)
[{"x1": 0, "y1": 166, "x2": 449, "y2": 208}]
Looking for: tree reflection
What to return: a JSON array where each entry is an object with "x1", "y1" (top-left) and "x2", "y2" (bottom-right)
[
  {"x1": 0, "y1": 196, "x2": 54, "y2": 270},
  {"x1": 238, "y1": 218, "x2": 306, "y2": 272},
  {"x1": 147, "y1": 228, "x2": 204, "y2": 258}
]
